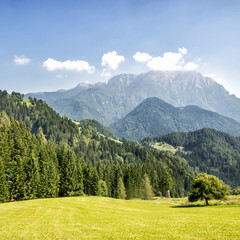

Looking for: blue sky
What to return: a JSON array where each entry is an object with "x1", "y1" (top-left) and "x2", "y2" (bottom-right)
[{"x1": 1, "y1": 0, "x2": 240, "y2": 96}]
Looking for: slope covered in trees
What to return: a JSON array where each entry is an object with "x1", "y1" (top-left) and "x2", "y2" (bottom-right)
[
  {"x1": 110, "y1": 97, "x2": 240, "y2": 140},
  {"x1": 142, "y1": 128, "x2": 240, "y2": 188},
  {"x1": 0, "y1": 90, "x2": 79, "y2": 146},
  {"x1": 0, "y1": 91, "x2": 195, "y2": 202}
]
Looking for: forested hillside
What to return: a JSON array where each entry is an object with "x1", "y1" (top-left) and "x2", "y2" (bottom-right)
[
  {"x1": 110, "y1": 97, "x2": 240, "y2": 140},
  {"x1": 0, "y1": 91, "x2": 194, "y2": 202},
  {"x1": 142, "y1": 128, "x2": 240, "y2": 188},
  {"x1": 0, "y1": 90, "x2": 79, "y2": 146}
]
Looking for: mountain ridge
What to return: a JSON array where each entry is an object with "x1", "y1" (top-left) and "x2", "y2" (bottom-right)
[
  {"x1": 26, "y1": 71, "x2": 240, "y2": 125},
  {"x1": 110, "y1": 97, "x2": 240, "y2": 140}
]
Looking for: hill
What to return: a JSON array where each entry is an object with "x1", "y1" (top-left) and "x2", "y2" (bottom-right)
[
  {"x1": 142, "y1": 128, "x2": 240, "y2": 188},
  {"x1": 110, "y1": 97, "x2": 240, "y2": 140},
  {"x1": 26, "y1": 71, "x2": 240, "y2": 125},
  {"x1": 0, "y1": 90, "x2": 194, "y2": 202}
]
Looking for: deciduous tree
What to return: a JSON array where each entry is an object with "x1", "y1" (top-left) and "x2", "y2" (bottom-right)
[{"x1": 188, "y1": 173, "x2": 229, "y2": 205}]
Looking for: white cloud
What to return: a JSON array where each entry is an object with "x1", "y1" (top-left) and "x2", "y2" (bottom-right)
[
  {"x1": 134, "y1": 47, "x2": 198, "y2": 72},
  {"x1": 184, "y1": 62, "x2": 198, "y2": 71},
  {"x1": 147, "y1": 50, "x2": 184, "y2": 71},
  {"x1": 42, "y1": 58, "x2": 95, "y2": 74},
  {"x1": 204, "y1": 73, "x2": 225, "y2": 84},
  {"x1": 101, "y1": 68, "x2": 112, "y2": 77},
  {"x1": 14, "y1": 55, "x2": 31, "y2": 65},
  {"x1": 133, "y1": 51, "x2": 152, "y2": 62},
  {"x1": 56, "y1": 74, "x2": 68, "y2": 79},
  {"x1": 179, "y1": 47, "x2": 187, "y2": 55},
  {"x1": 101, "y1": 51, "x2": 125, "y2": 70}
]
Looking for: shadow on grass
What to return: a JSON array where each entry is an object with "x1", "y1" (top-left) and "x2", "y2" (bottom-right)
[{"x1": 171, "y1": 204, "x2": 208, "y2": 208}]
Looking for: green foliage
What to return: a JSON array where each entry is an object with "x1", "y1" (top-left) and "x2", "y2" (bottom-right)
[
  {"x1": 0, "y1": 90, "x2": 79, "y2": 146},
  {"x1": 141, "y1": 174, "x2": 154, "y2": 200},
  {"x1": 188, "y1": 173, "x2": 229, "y2": 205},
  {"x1": 159, "y1": 168, "x2": 173, "y2": 197},
  {"x1": 116, "y1": 177, "x2": 126, "y2": 199},
  {"x1": 81, "y1": 119, "x2": 117, "y2": 139},
  {"x1": 0, "y1": 90, "x2": 196, "y2": 202},
  {"x1": 144, "y1": 128, "x2": 240, "y2": 188},
  {"x1": 99, "y1": 180, "x2": 108, "y2": 197},
  {"x1": 232, "y1": 187, "x2": 240, "y2": 195}
]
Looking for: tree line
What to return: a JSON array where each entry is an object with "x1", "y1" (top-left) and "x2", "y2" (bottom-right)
[{"x1": 0, "y1": 91, "x2": 195, "y2": 202}]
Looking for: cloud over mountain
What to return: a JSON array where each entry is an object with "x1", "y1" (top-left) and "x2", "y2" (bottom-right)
[
  {"x1": 101, "y1": 51, "x2": 125, "y2": 70},
  {"x1": 133, "y1": 52, "x2": 152, "y2": 62},
  {"x1": 133, "y1": 48, "x2": 198, "y2": 71},
  {"x1": 101, "y1": 51, "x2": 125, "y2": 77}
]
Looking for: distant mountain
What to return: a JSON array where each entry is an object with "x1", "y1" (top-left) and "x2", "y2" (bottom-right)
[
  {"x1": 142, "y1": 128, "x2": 240, "y2": 188},
  {"x1": 26, "y1": 82, "x2": 104, "y2": 103},
  {"x1": 51, "y1": 98, "x2": 108, "y2": 124},
  {"x1": 26, "y1": 71, "x2": 240, "y2": 125},
  {"x1": 110, "y1": 97, "x2": 240, "y2": 140}
]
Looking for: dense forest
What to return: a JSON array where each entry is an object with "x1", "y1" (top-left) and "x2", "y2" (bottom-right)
[
  {"x1": 142, "y1": 128, "x2": 240, "y2": 188},
  {"x1": 110, "y1": 97, "x2": 240, "y2": 140},
  {"x1": 0, "y1": 91, "x2": 194, "y2": 202}
]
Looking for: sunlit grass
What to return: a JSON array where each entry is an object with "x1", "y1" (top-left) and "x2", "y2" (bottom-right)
[
  {"x1": 152, "y1": 142, "x2": 178, "y2": 152},
  {"x1": 0, "y1": 196, "x2": 239, "y2": 239},
  {"x1": 21, "y1": 99, "x2": 32, "y2": 107}
]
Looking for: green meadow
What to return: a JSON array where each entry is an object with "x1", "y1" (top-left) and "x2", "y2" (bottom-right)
[{"x1": 0, "y1": 196, "x2": 239, "y2": 240}]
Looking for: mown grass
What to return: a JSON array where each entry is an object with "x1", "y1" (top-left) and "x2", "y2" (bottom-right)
[
  {"x1": 0, "y1": 196, "x2": 239, "y2": 239},
  {"x1": 152, "y1": 142, "x2": 178, "y2": 153},
  {"x1": 21, "y1": 99, "x2": 32, "y2": 107}
]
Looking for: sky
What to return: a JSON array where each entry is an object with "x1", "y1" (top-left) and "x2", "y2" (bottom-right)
[{"x1": 1, "y1": 0, "x2": 240, "y2": 96}]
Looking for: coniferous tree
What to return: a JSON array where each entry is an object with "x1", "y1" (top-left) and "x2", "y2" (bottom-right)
[
  {"x1": 90, "y1": 167, "x2": 100, "y2": 196},
  {"x1": 0, "y1": 156, "x2": 8, "y2": 202},
  {"x1": 159, "y1": 168, "x2": 173, "y2": 197},
  {"x1": 141, "y1": 174, "x2": 154, "y2": 200},
  {"x1": 99, "y1": 180, "x2": 108, "y2": 197},
  {"x1": 116, "y1": 177, "x2": 126, "y2": 199}
]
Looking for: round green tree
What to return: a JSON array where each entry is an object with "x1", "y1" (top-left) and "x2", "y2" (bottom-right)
[
  {"x1": 188, "y1": 173, "x2": 229, "y2": 205},
  {"x1": 232, "y1": 187, "x2": 240, "y2": 195}
]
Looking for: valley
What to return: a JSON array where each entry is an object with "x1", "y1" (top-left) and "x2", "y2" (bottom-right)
[{"x1": 2, "y1": 1, "x2": 240, "y2": 239}]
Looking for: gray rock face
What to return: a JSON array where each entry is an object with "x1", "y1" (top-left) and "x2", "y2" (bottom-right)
[{"x1": 26, "y1": 71, "x2": 240, "y2": 126}]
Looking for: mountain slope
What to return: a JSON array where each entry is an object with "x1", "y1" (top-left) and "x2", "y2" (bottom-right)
[
  {"x1": 25, "y1": 82, "x2": 105, "y2": 103},
  {"x1": 110, "y1": 97, "x2": 240, "y2": 140},
  {"x1": 26, "y1": 71, "x2": 240, "y2": 125},
  {"x1": 142, "y1": 128, "x2": 240, "y2": 188},
  {"x1": 51, "y1": 98, "x2": 108, "y2": 124},
  {"x1": 0, "y1": 90, "x2": 194, "y2": 200}
]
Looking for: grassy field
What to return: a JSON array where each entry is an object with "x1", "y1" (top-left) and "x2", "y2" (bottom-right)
[
  {"x1": 0, "y1": 196, "x2": 239, "y2": 239},
  {"x1": 151, "y1": 142, "x2": 178, "y2": 153},
  {"x1": 21, "y1": 99, "x2": 33, "y2": 107}
]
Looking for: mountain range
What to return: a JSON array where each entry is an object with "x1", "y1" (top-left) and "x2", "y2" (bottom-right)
[
  {"x1": 26, "y1": 71, "x2": 240, "y2": 127},
  {"x1": 110, "y1": 97, "x2": 240, "y2": 140}
]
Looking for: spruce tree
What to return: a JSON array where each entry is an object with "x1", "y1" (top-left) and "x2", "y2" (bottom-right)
[
  {"x1": 99, "y1": 180, "x2": 108, "y2": 197},
  {"x1": 116, "y1": 177, "x2": 126, "y2": 199},
  {"x1": 0, "y1": 156, "x2": 8, "y2": 202},
  {"x1": 141, "y1": 174, "x2": 154, "y2": 200},
  {"x1": 90, "y1": 167, "x2": 100, "y2": 196}
]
